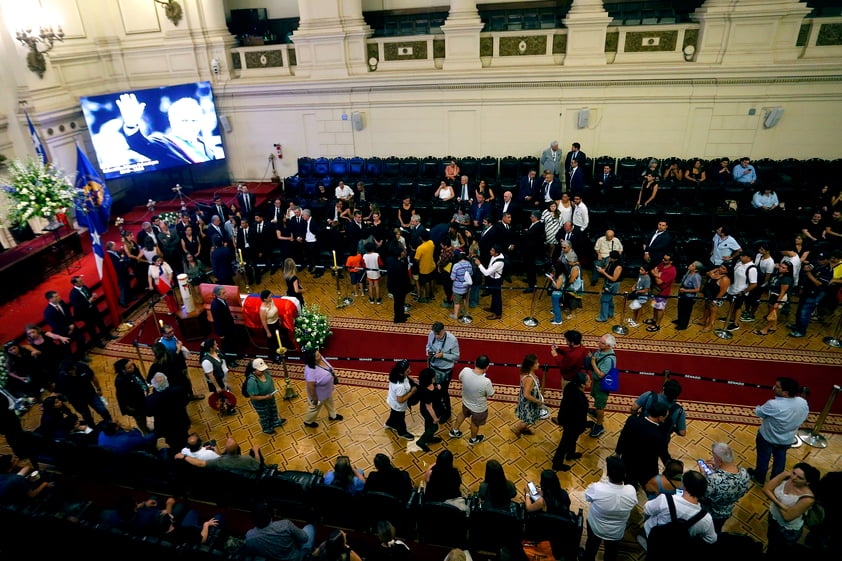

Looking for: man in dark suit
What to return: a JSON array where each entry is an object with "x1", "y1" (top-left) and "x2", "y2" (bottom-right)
[
  {"x1": 539, "y1": 171, "x2": 563, "y2": 206},
  {"x1": 106, "y1": 241, "x2": 132, "y2": 307},
  {"x1": 251, "y1": 213, "x2": 272, "y2": 279},
  {"x1": 44, "y1": 290, "x2": 86, "y2": 358},
  {"x1": 455, "y1": 175, "x2": 475, "y2": 204},
  {"x1": 288, "y1": 206, "x2": 306, "y2": 266},
  {"x1": 211, "y1": 237, "x2": 235, "y2": 285},
  {"x1": 136, "y1": 220, "x2": 160, "y2": 249},
  {"x1": 593, "y1": 164, "x2": 618, "y2": 195},
  {"x1": 298, "y1": 209, "x2": 323, "y2": 277},
  {"x1": 207, "y1": 215, "x2": 229, "y2": 246},
  {"x1": 564, "y1": 142, "x2": 587, "y2": 176},
  {"x1": 556, "y1": 221, "x2": 584, "y2": 254},
  {"x1": 520, "y1": 211, "x2": 546, "y2": 293},
  {"x1": 211, "y1": 195, "x2": 230, "y2": 222},
  {"x1": 519, "y1": 170, "x2": 540, "y2": 208},
  {"x1": 174, "y1": 211, "x2": 197, "y2": 239},
  {"x1": 496, "y1": 190, "x2": 520, "y2": 225},
  {"x1": 385, "y1": 243, "x2": 412, "y2": 323},
  {"x1": 266, "y1": 197, "x2": 286, "y2": 225},
  {"x1": 477, "y1": 216, "x2": 496, "y2": 266},
  {"x1": 567, "y1": 159, "x2": 587, "y2": 198},
  {"x1": 210, "y1": 285, "x2": 239, "y2": 367},
  {"x1": 236, "y1": 184, "x2": 257, "y2": 222},
  {"x1": 69, "y1": 276, "x2": 111, "y2": 349},
  {"x1": 469, "y1": 193, "x2": 493, "y2": 229},
  {"x1": 236, "y1": 217, "x2": 258, "y2": 284},
  {"x1": 344, "y1": 210, "x2": 366, "y2": 256},
  {"x1": 642, "y1": 219, "x2": 674, "y2": 267}
]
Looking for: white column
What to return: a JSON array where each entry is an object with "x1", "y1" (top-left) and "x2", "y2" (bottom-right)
[
  {"x1": 441, "y1": 0, "x2": 484, "y2": 71},
  {"x1": 292, "y1": 0, "x2": 372, "y2": 78},
  {"x1": 562, "y1": 0, "x2": 612, "y2": 66},
  {"x1": 693, "y1": 0, "x2": 810, "y2": 64}
]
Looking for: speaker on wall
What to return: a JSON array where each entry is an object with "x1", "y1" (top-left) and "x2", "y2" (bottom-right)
[
  {"x1": 577, "y1": 108, "x2": 590, "y2": 129},
  {"x1": 219, "y1": 114, "x2": 232, "y2": 133},
  {"x1": 351, "y1": 111, "x2": 364, "y2": 131},
  {"x1": 763, "y1": 108, "x2": 783, "y2": 129}
]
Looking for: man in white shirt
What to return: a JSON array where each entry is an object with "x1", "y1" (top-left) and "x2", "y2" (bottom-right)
[
  {"x1": 180, "y1": 433, "x2": 221, "y2": 461},
  {"x1": 449, "y1": 355, "x2": 494, "y2": 445},
  {"x1": 475, "y1": 246, "x2": 505, "y2": 320},
  {"x1": 742, "y1": 243, "x2": 776, "y2": 322},
  {"x1": 583, "y1": 456, "x2": 638, "y2": 561},
  {"x1": 592, "y1": 230, "x2": 624, "y2": 286},
  {"x1": 724, "y1": 253, "x2": 758, "y2": 332},
  {"x1": 643, "y1": 471, "x2": 717, "y2": 547},
  {"x1": 710, "y1": 226, "x2": 741, "y2": 266},
  {"x1": 572, "y1": 195, "x2": 589, "y2": 233},
  {"x1": 334, "y1": 181, "x2": 353, "y2": 202}
]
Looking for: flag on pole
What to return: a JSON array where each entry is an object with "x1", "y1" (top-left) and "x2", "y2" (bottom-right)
[
  {"x1": 25, "y1": 110, "x2": 49, "y2": 165},
  {"x1": 74, "y1": 144, "x2": 121, "y2": 326}
]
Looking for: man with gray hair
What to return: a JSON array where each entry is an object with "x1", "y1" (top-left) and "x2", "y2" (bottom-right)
[
  {"x1": 210, "y1": 285, "x2": 239, "y2": 367},
  {"x1": 297, "y1": 208, "x2": 322, "y2": 278},
  {"x1": 146, "y1": 373, "x2": 191, "y2": 450},
  {"x1": 701, "y1": 442, "x2": 750, "y2": 533},
  {"x1": 541, "y1": 140, "x2": 563, "y2": 178},
  {"x1": 586, "y1": 333, "x2": 617, "y2": 438}
]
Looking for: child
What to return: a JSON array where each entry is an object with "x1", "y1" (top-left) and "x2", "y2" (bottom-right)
[
  {"x1": 346, "y1": 252, "x2": 365, "y2": 296},
  {"x1": 363, "y1": 242, "x2": 384, "y2": 304},
  {"x1": 626, "y1": 266, "x2": 651, "y2": 327}
]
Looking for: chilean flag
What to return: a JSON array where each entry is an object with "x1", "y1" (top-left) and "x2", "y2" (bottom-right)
[{"x1": 74, "y1": 144, "x2": 121, "y2": 326}]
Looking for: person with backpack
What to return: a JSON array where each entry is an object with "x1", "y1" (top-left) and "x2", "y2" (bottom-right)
[
  {"x1": 244, "y1": 358, "x2": 287, "y2": 435},
  {"x1": 723, "y1": 253, "x2": 758, "y2": 332},
  {"x1": 630, "y1": 379, "x2": 687, "y2": 463},
  {"x1": 615, "y1": 401, "x2": 670, "y2": 489},
  {"x1": 585, "y1": 333, "x2": 617, "y2": 438},
  {"x1": 642, "y1": 470, "x2": 717, "y2": 559}
]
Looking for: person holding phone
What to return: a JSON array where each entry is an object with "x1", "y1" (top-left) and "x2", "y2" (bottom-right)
[
  {"x1": 524, "y1": 470, "x2": 571, "y2": 514},
  {"x1": 700, "y1": 442, "x2": 751, "y2": 533},
  {"x1": 245, "y1": 358, "x2": 287, "y2": 435}
]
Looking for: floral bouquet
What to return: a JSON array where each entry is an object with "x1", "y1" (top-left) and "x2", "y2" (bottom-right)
[
  {"x1": 294, "y1": 304, "x2": 332, "y2": 352},
  {"x1": 1, "y1": 158, "x2": 76, "y2": 226},
  {"x1": 158, "y1": 211, "x2": 181, "y2": 226}
]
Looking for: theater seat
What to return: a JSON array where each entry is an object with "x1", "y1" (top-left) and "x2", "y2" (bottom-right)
[
  {"x1": 468, "y1": 502, "x2": 524, "y2": 553},
  {"x1": 460, "y1": 157, "x2": 479, "y2": 179},
  {"x1": 311, "y1": 484, "x2": 357, "y2": 528},
  {"x1": 479, "y1": 157, "x2": 499, "y2": 182},
  {"x1": 357, "y1": 491, "x2": 413, "y2": 534},
  {"x1": 417, "y1": 499, "x2": 468, "y2": 549},
  {"x1": 500, "y1": 156, "x2": 519, "y2": 180},
  {"x1": 365, "y1": 157, "x2": 383, "y2": 178},
  {"x1": 349, "y1": 156, "x2": 365, "y2": 177},
  {"x1": 330, "y1": 157, "x2": 349, "y2": 178},
  {"x1": 313, "y1": 157, "x2": 330, "y2": 178},
  {"x1": 400, "y1": 157, "x2": 420, "y2": 178},
  {"x1": 523, "y1": 509, "x2": 583, "y2": 561},
  {"x1": 383, "y1": 157, "x2": 401, "y2": 178},
  {"x1": 262, "y1": 470, "x2": 320, "y2": 521},
  {"x1": 297, "y1": 157, "x2": 314, "y2": 178},
  {"x1": 519, "y1": 156, "x2": 539, "y2": 177},
  {"x1": 421, "y1": 157, "x2": 440, "y2": 179}
]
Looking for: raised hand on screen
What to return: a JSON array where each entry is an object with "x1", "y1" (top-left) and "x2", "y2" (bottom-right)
[{"x1": 116, "y1": 93, "x2": 146, "y2": 130}]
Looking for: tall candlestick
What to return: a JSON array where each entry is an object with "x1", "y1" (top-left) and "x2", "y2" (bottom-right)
[
  {"x1": 332, "y1": 250, "x2": 337, "y2": 268},
  {"x1": 238, "y1": 249, "x2": 243, "y2": 262},
  {"x1": 158, "y1": 320, "x2": 163, "y2": 327},
  {"x1": 275, "y1": 329, "x2": 286, "y2": 354}
]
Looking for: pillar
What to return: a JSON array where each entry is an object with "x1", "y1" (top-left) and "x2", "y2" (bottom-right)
[
  {"x1": 693, "y1": 0, "x2": 810, "y2": 64},
  {"x1": 292, "y1": 0, "x2": 372, "y2": 78},
  {"x1": 441, "y1": 0, "x2": 484, "y2": 71},
  {"x1": 562, "y1": 0, "x2": 612, "y2": 66}
]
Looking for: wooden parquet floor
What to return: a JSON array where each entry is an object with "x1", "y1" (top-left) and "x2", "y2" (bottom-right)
[{"x1": 3, "y1": 268, "x2": 841, "y2": 560}]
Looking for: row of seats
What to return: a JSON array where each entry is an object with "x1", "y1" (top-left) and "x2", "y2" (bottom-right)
[
  {"x1": 296, "y1": 155, "x2": 842, "y2": 190},
  {"x1": 24, "y1": 434, "x2": 581, "y2": 554}
]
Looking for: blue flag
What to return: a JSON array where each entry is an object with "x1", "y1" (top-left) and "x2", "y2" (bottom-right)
[
  {"x1": 74, "y1": 144, "x2": 112, "y2": 274},
  {"x1": 25, "y1": 110, "x2": 49, "y2": 165}
]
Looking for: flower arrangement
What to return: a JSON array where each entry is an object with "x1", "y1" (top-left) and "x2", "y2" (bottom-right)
[
  {"x1": 294, "y1": 304, "x2": 332, "y2": 352},
  {"x1": 1, "y1": 158, "x2": 76, "y2": 226},
  {"x1": 158, "y1": 211, "x2": 181, "y2": 226},
  {"x1": 0, "y1": 351, "x2": 7, "y2": 389}
]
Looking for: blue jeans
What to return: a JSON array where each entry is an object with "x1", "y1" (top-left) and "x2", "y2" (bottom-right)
[
  {"x1": 598, "y1": 292, "x2": 616, "y2": 321},
  {"x1": 794, "y1": 292, "x2": 824, "y2": 334},
  {"x1": 754, "y1": 432, "x2": 790, "y2": 484},
  {"x1": 551, "y1": 291, "x2": 563, "y2": 322},
  {"x1": 469, "y1": 283, "x2": 480, "y2": 308}
]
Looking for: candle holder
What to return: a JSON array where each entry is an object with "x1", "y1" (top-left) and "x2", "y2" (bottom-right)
[
  {"x1": 277, "y1": 344, "x2": 298, "y2": 399},
  {"x1": 332, "y1": 265, "x2": 353, "y2": 308},
  {"x1": 237, "y1": 251, "x2": 250, "y2": 292}
]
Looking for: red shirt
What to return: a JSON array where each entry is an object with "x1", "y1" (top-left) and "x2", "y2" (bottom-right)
[
  {"x1": 654, "y1": 264, "x2": 677, "y2": 297},
  {"x1": 554, "y1": 345, "x2": 588, "y2": 381}
]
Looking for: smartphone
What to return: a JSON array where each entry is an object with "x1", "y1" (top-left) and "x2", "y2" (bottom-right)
[
  {"x1": 697, "y1": 459, "x2": 713, "y2": 476},
  {"x1": 527, "y1": 481, "x2": 539, "y2": 500}
]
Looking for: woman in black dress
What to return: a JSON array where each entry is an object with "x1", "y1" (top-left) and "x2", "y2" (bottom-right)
[
  {"x1": 283, "y1": 258, "x2": 305, "y2": 306},
  {"x1": 636, "y1": 172, "x2": 659, "y2": 209},
  {"x1": 180, "y1": 224, "x2": 201, "y2": 261}
]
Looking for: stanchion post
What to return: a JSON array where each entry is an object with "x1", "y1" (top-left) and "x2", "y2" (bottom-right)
[
  {"x1": 333, "y1": 265, "x2": 353, "y2": 309},
  {"x1": 612, "y1": 292, "x2": 629, "y2": 335},
  {"x1": 663, "y1": 369, "x2": 670, "y2": 382},
  {"x1": 823, "y1": 312, "x2": 842, "y2": 348},
  {"x1": 798, "y1": 384, "x2": 840, "y2": 448},
  {"x1": 523, "y1": 285, "x2": 540, "y2": 328},
  {"x1": 275, "y1": 331, "x2": 298, "y2": 399}
]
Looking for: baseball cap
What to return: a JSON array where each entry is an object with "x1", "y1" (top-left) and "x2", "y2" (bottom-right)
[
  {"x1": 252, "y1": 358, "x2": 269, "y2": 371},
  {"x1": 815, "y1": 252, "x2": 829, "y2": 260}
]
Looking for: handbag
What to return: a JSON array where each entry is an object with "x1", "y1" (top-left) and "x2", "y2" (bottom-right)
[
  {"x1": 600, "y1": 367, "x2": 620, "y2": 392},
  {"x1": 533, "y1": 375, "x2": 551, "y2": 420},
  {"x1": 463, "y1": 269, "x2": 473, "y2": 286}
]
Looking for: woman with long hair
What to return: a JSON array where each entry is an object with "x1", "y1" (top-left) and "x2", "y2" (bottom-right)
[
  {"x1": 763, "y1": 462, "x2": 820, "y2": 547},
  {"x1": 513, "y1": 354, "x2": 543, "y2": 436},
  {"x1": 755, "y1": 261, "x2": 793, "y2": 335},
  {"x1": 698, "y1": 264, "x2": 731, "y2": 333},
  {"x1": 148, "y1": 255, "x2": 179, "y2": 314},
  {"x1": 244, "y1": 357, "x2": 286, "y2": 435},
  {"x1": 558, "y1": 192, "x2": 573, "y2": 225},
  {"x1": 313, "y1": 530, "x2": 362, "y2": 561},
  {"x1": 636, "y1": 172, "x2": 660, "y2": 209},
  {"x1": 180, "y1": 224, "x2": 201, "y2": 261},
  {"x1": 283, "y1": 258, "x2": 305, "y2": 306},
  {"x1": 684, "y1": 159, "x2": 706, "y2": 185},
  {"x1": 423, "y1": 449, "x2": 463, "y2": 503},
  {"x1": 478, "y1": 459, "x2": 517, "y2": 510},
  {"x1": 303, "y1": 349, "x2": 342, "y2": 429},
  {"x1": 385, "y1": 360, "x2": 417, "y2": 440},
  {"x1": 324, "y1": 455, "x2": 366, "y2": 495},
  {"x1": 542, "y1": 201, "x2": 562, "y2": 259},
  {"x1": 199, "y1": 338, "x2": 229, "y2": 393},
  {"x1": 525, "y1": 469, "x2": 571, "y2": 514},
  {"x1": 259, "y1": 290, "x2": 284, "y2": 363}
]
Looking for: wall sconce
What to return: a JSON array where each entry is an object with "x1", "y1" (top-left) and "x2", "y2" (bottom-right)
[
  {"x1": 16, "y1": 26, "x2": 64, "y2": 78},
  {"x1": 154, "y1": 0, "x2": 183, "y2": 26}
]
